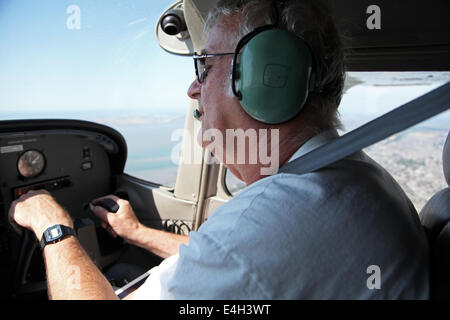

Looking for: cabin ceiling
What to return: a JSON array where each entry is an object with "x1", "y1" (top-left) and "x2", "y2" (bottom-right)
[{"x1": 158, "y1": 0, "x2": 450, "y2": 71}]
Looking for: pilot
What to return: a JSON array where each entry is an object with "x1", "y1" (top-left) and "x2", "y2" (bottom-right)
[{"x1": 9, "y1": 0, "x2": 430, "y2": 299}]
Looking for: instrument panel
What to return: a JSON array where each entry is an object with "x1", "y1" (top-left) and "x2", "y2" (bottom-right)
[
  {"x1": 0, "y1": 130, "x2": 113, "y2": 217},
  {"x1": 0, "y1": 119, "x2": 127, "y2": 298}
]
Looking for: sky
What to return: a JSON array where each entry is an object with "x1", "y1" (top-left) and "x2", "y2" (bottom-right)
[{"x1": 0, "y1": 0, "x2": 194, "y2": 115}]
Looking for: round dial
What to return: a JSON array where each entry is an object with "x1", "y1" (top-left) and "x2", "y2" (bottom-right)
[{"x1": 17, "y1": 150, "x2": 46, "y2": 178}]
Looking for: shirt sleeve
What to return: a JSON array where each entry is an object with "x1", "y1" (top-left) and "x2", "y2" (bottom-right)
[{"x1": 130, "y1": 254, "x2": 180, "y2": 300}]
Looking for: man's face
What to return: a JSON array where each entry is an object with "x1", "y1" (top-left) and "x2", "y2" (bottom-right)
[
  {"x1": 186, "y1": 14, "x2": 285, "y2": 181},
  {"x1": 187, "y1": 14, "x2": 249, "y2": 154}
]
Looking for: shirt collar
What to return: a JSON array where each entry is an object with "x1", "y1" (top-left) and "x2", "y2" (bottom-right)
[{"x1": 288, "y1": 129, "x2": 340, "y2": 163}]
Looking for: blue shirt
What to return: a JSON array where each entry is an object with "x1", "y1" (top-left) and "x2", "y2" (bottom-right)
[{"x1": 134, "y1": 130, "x2": 430, "y2": 299}]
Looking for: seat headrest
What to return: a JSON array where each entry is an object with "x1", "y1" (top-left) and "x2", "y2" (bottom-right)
[
  {"x1": 420, "y1": 131, "x2": 450, "y2": 241},
  {"x1": 421, "y1": 188, "x2": 450, "y2": 241},
  {"x1": 444, "y1": 132, "x2": 450, "y2": 186}
]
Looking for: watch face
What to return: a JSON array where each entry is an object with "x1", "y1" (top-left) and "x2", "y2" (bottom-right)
[{"x1": 45, "y1": 225, "x2": 62, "y2": 242}]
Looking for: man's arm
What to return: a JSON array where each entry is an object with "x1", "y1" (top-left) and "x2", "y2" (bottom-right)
[
  {"x1": 9, "y1": 190, "x2": 118, "y2": 300},
  {"x1": 90, "y1": 195, "x2": 188, "y2": 259},
  {"x1": 127, "y1": 224, "x2": 189, "y2": 259},
  {"x1": 43, "y1": 236, "x2": 118, "y2": 300}
]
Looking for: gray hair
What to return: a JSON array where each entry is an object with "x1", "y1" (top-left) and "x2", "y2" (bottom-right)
[{"x1": 204, "y1": 0, "x2": 345, "y2": 132}]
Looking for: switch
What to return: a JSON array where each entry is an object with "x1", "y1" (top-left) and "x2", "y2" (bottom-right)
[
  {"x1": 81, "y1": 161, "x2": 92, "y2": 170},
  {"x1": 82, "y1": 147, "x2": 91, "y2": 160}
]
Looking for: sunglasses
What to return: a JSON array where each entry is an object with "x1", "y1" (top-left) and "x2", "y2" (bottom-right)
[{"x1": 193, "y1": 52, "x2": 235, "y2": 83}]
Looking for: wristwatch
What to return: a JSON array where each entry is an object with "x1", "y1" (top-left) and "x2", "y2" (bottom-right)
[{"x1": 40, "y1": 224, "x2": 76, "y2": 249}]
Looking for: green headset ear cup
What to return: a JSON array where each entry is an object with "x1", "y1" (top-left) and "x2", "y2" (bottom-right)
[{"x1": 237, "y1": 28, "x2": 314, "y2": 124}]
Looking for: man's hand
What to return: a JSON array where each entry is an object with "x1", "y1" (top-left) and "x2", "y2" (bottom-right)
[
  {"x1": 9, "y1": 190, "x2": 118, "y2": 300},
  {"x1": 90, "y1": 195, "x2": 142, "y2": 245},
  {"x1": 9, "y1": 189, "x2": 73, "y2": 240},
  {"x1": 90, "y1": 195, "x2": 188, "y2": 258}
]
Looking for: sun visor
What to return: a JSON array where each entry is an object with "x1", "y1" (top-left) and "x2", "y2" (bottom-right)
[{"x1": 156, "y1": 0, "x2": 219, "y2": 55}]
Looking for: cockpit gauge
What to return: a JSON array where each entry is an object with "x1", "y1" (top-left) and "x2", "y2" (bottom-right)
[{"x1": 17, "y1": 150, "x2": 46, "y2": 178}]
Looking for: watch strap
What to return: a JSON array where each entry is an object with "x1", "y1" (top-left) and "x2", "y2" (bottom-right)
[
  {"x1": 40, "y1": 225, "x2": 76, "y2": 250},
  {"x1": 40, "y1": 233, "x2": 46, "y2": 249}
]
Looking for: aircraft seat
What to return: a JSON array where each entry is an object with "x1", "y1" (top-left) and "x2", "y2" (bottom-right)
[{"x1": 420, "y1": 131, "x2": 450, "y2": 299}]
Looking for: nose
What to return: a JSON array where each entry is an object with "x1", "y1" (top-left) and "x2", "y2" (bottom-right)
[{"x1": 187, "y1": 78, "x2": 201, "y2": 100}]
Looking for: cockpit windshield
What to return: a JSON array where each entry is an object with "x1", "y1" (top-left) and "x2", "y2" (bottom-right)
[{"x1": 0, "y1": 0, "x2": 192, "y2": 185}]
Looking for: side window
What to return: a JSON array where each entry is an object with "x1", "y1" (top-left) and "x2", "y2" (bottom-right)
[
  {"x1": 339, "y1": 72, "x2": 450, "y2": 212},
  {"x1": 224, "y1": 72, "x2": 450, "y2": 211},
  {"x1": 361, "y1": 128, "x2": 447, "y2": 211},
  {"x1": 117, "y1": 116, "x2": 187, "y2": 187}
]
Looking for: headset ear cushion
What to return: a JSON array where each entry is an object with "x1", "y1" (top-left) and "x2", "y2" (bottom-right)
[
  {"x1": 231, "y1": 25, "x2": 274, "y2": 101},
  {"x1": 238, "y1": 29, "x2": 314, "y2": 124}
]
